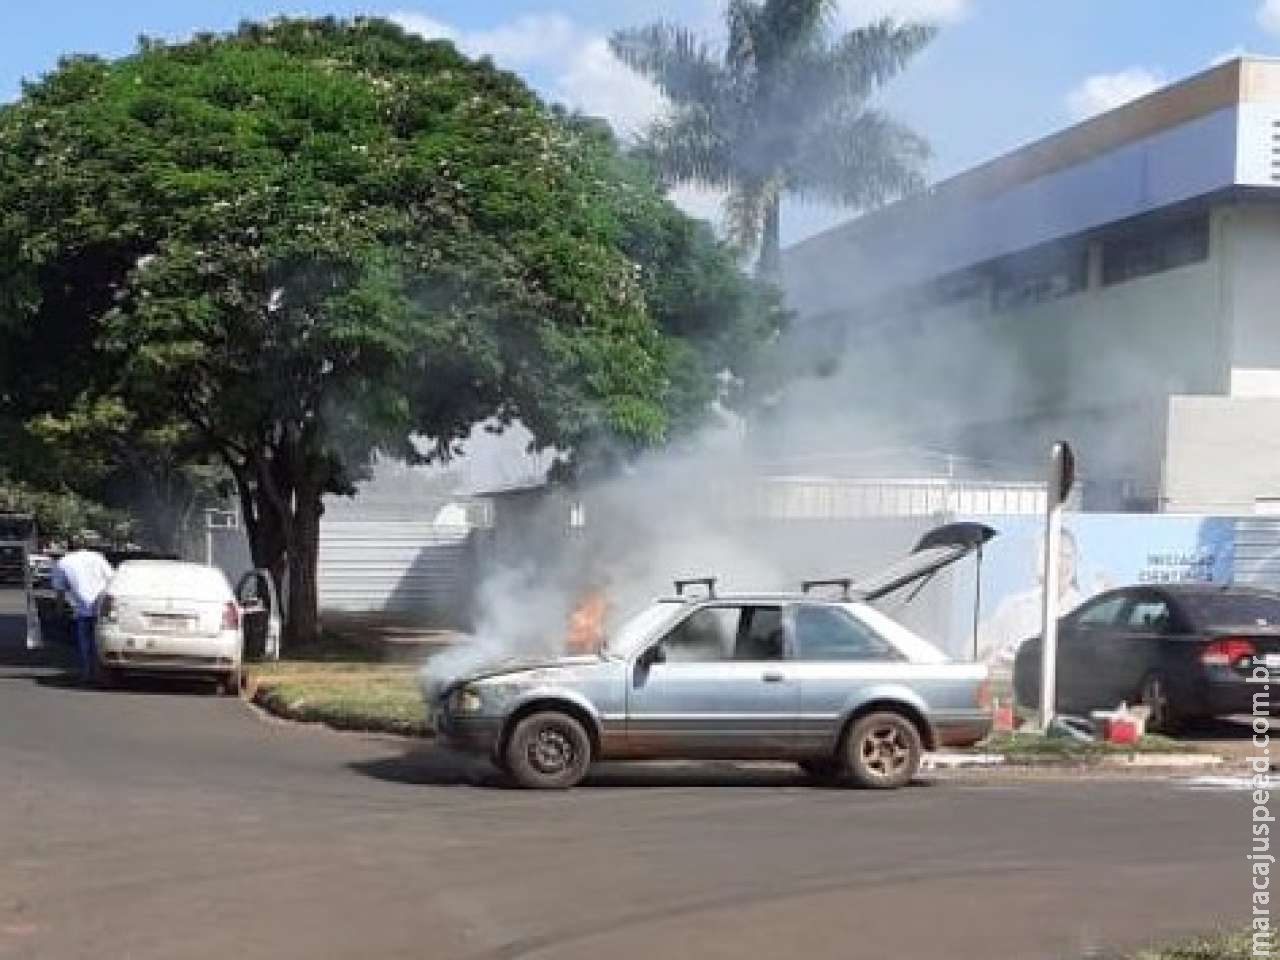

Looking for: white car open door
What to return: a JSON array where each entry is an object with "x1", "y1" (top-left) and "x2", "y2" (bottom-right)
[{"x1": 236, "y1": 569, "x2": 281, "y2": 661}]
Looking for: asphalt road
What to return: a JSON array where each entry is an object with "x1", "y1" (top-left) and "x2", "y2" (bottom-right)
[{"x1": 0, "y1": 606, "x2": 1255, "y2": 960}]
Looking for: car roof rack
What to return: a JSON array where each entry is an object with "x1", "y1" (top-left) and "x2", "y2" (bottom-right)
[
  {"x1": 674, "y1": 577, "x2": 717, "y2": 598},
  {"x1": 801, "y1": 578, "x2": 854, "y2": 600}
]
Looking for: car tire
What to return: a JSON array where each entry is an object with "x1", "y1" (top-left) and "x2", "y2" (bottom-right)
[
  {"x1": 843, "y1": 711, "x2": 923, "y2": 790},
  {"x1": 503, "y1": 711, "x2": 592, "y2": 790},
  {"x1": 219, "y1": 668, "x2": 241, "y2": 698},
  {"x1": 1138, "y1": 672, "x2": 1178, "y2": 734},
  {"x1": 97, "y1": 667, "x2": 121, "y2": 690}
]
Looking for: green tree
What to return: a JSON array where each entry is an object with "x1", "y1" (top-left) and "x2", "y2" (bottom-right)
[
  {"x1": 611, "y1": 0, "x2": 935, "y2": 277},
  {"x1": 0, "y1": 18, "x2": 780, "y2": 645}
]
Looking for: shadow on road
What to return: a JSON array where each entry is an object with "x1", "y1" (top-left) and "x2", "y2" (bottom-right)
[
  {"x1": 32, "y1": 672, "x2": 224, "y2": 697},
  {"x1": 348, "y1": 745, "x2": 899, "y2": 791},
  {"x1": 349, "y1": 747, "x2": 506, "y2": 788}
]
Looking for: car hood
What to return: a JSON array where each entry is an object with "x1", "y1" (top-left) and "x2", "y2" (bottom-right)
[
  {"x1": 850, "y1": 521, "x2": 997, "y2": 602},
  {"x1": 420, "y1": 653, "x2": 607, "y2": 703}
]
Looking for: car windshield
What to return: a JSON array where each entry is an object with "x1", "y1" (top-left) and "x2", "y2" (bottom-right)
[
  {"x1": 603, "y1": 601, "x2": 684, "y2": 657},
  {"x1": 1181, "y1": 592, "x2": 1280, "y2": 629}
]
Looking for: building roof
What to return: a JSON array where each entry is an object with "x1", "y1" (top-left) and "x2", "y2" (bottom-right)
[{"x1": 783, "y1": 57, "x2": 1280, "y2": 315}]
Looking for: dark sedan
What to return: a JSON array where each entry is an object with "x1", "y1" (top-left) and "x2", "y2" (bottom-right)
[{"x1": 1013, "y1": 583, "x2": 1280, "y2": 732}]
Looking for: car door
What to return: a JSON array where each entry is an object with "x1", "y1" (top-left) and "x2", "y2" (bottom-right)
[
  {"x1": 1056, "y1": 592, "x2": 1130, "y2": 713},
  {"x1": 235, "y1": 569, "x2": 281, "y2": 661},
  {"x1": 626, "y1": 604, "x2": 799, "y2": 759},
  {"x1": 1095, "y1": 590, "x2": 1178, "y2": 707},
  {"x1": 787, "y1": 603, "x2": 909, "y2": 754}
]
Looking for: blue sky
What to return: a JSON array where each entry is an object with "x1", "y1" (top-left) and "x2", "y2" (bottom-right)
[{"x1": 4, "y1": 1, "x2": 1278, "y2": 244}]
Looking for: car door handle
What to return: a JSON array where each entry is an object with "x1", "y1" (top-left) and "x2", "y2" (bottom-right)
[{"x1": 761, "y1": 671, "x2": 785, "y2": 683}]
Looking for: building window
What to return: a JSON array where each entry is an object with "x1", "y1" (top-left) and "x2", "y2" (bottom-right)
[
  {"x1": 1102, "y1": 214, "x2": 1209, "y2": 286},
  {"x1": 990, "y1": 243, "x2": 1088, "y2": 312}
]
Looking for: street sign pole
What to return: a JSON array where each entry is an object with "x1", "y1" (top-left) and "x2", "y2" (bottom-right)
[{"x1": 1038, "y1": 441, "x2": 1075, "y2": 732}]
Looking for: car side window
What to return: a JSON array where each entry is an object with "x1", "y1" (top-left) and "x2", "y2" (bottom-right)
[
  {"x1": 1074, "y1": 595, "x2": 1127, "y2": 629},
  {"x1": 1126, "y1": 597, "x2": 1174, "y2": 634},
  {"x1": 792, "y1": 605, "x2": 902, "y2": 662},
  {"x1": 658, "y1": 607, "x2": 740, "y2": 662},
  {"x1": 733, "y1": 607, "x2": 784, "y2": 661}
]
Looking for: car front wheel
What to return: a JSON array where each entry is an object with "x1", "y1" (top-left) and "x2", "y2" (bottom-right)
[
  {"x1": 844, "y1": 712, "x2": 923, "y2": 789},
  {"x1": 504, "y1": 711, "x2": 592, "y2": 789}
]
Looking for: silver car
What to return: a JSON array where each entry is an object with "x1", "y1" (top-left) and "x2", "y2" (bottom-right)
[{"x1": 428, "y1": 524, "x2": 995, "y2": 790}]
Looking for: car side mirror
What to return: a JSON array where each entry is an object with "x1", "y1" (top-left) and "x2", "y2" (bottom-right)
[{"x1": 633, "y1": 644, "x2": 665, "y2": 688}]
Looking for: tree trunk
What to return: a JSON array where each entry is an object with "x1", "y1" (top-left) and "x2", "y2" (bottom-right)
[
  {"x1": 225, "y1": 440, "x2": 327, "y2": 651},
  {"x1": 286, "y1": 487, "x2": 322, "y2": 647},
  {"x1": 756, "y1": 193, "x2": 782, "y2": 281}
]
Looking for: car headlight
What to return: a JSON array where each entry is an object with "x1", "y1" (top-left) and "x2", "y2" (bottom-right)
[{"x1": 451, "y1": 686, "x2": 484, "y2": 714}]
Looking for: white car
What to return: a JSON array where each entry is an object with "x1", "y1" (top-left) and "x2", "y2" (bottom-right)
[{"x1": 95, "y1": 560, "x2": 279, "y2": 694}]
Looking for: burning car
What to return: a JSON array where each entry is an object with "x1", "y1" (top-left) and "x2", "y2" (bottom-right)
[{"x1": 425, "y1": 523, "x2": 994, "y2": 790}]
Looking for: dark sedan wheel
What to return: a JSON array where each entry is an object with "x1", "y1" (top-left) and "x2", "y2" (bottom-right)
[
  {"x1": 844, "y1": 712, "x2": 923, "y2": 790},
  {"x1": 504, "y1": 712, "x2": 592, "y2": 790},
  {"x1": 1138, "y1": 672, "x2": 1178, "y2": 734}
]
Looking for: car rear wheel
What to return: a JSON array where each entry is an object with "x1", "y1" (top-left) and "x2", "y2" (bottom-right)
[
  {"x1": 1138, "y1": 672, "x2": 1177, "y2": 734},
  {"x1": 843, "y1": 712, "x2": 923, "y2": 790},
  {"x1": 218, "y1": 668, "x2": 241, "y2": 698},
  {"x1": 504, "y1": 711, "x2": 592, "y2": 790}
]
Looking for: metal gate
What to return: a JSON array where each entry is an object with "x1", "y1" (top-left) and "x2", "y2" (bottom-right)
[{"x1": 317, "y1": 518, "x2": 479, "y2": 625}]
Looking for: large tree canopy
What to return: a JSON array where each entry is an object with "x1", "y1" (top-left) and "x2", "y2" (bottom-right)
[
  {"x1": 0, "y1": 17, "x2": 782, "y2": 643},
  {"x1": 611, "y1": 0, "x2": 935, "y2": 276}
]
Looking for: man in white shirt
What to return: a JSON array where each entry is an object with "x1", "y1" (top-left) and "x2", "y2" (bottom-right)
[{"x1": 51, "y1": 537, "x2": 114, "y2": 683}]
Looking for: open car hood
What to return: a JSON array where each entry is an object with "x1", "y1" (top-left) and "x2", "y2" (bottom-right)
[{"x1": 850, "y1": 521, "x2": 997, "y2": 603}]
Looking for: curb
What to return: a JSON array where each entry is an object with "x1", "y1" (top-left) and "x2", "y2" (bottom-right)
[{"x1": 926, "y1": 751, "x2": 1224, "y2": 770}]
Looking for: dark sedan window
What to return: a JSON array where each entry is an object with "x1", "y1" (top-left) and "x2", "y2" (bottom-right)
[
  {"x1": 1075, "y1": 595, "x2": 1127, "y2": 628},
  {"x1": 1126, "y1": 599, "x2": 1175, "y2": 633},
  {"x1": 1180, "y1": 593, "x2": 1280, "y2": 629},
  {"x1": 792, "y1": 606, "x2": 902, "y2": 661}
]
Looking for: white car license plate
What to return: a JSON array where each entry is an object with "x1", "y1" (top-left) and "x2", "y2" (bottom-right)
[{"x1": 147, "y1": 614, "x2": 195, "y2": 632}]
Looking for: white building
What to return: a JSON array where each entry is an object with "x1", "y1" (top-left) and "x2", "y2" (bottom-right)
[{"x1": 781, "y1": 57, "x2": 1280, "y2": 514}]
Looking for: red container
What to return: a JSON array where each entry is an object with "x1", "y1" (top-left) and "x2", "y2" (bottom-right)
[{"x1": 1099, "y1": 717, "x2": 1139, "y2": 744}]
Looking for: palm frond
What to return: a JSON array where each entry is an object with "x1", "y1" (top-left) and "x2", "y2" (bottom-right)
[
  {"x1": 826, "y1": 19, "x2": 937, "y2": 99},
  {"x1": 609, "y1": 22, "x2": 726, "y2": 109},
  {"x1": 760, "y1": 0, "x2": 839, "y2": 54},
  {"x1": 637, "y1": 107, "x2": 736, "y2": 192},
  {"x1": 787, "y1": 108, "x2": 929, "y2": 209},
  {"x1": 725, "y1": 0, "x2": 764, "y2": 78}
]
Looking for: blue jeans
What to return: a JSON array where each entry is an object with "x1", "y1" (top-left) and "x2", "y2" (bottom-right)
[{"x1": 74, "y1": 616, "x2": 96, "y2": 681}]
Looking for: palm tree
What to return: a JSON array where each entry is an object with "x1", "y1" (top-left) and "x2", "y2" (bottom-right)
[{"x1": 611, "y1": 0, "x2": 935, "y2": 278}]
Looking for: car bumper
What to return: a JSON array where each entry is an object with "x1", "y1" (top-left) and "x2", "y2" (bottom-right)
[
  {"x1": 433, "y1": 709, "x2": 503, "y2": 755},
  {"x1": 933, "y1": 713, "x2": 993, "y2": 748},
  {"x1": 97, "y1": 628, "x2": 241, "y2": 673}
]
